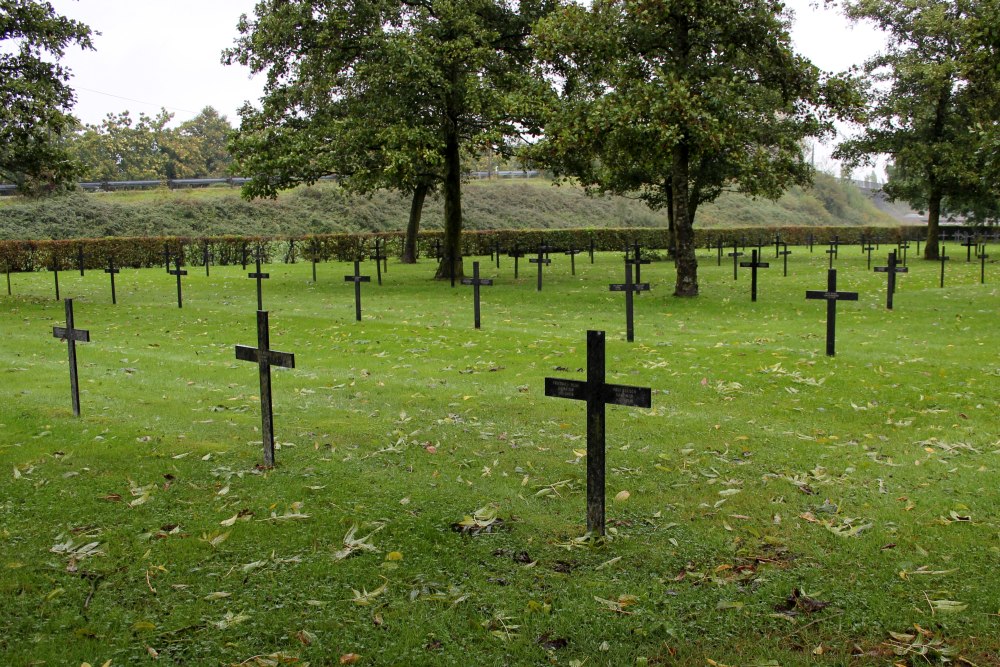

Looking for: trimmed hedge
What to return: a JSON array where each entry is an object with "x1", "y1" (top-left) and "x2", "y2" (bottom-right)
[{"x1": 0, "y1": 226, "x2": 931, "y2": 273}]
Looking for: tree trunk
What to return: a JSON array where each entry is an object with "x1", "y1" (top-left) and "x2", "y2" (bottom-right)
[
  {"x1": 924, "y1": 180, "x2": 941, "y2": 260},
  {"x1": 401, "y1": 183, "x2": 428, "y2": 264},
  {"x1": 665, "y1": 180, "x2": 676, "y2": 262},
  {"x1": 436, "y1": 124, "x2": 464, "y2": 281},
  {"x1": 672, "y1": 141, "x2": 698, "y2": 297}
]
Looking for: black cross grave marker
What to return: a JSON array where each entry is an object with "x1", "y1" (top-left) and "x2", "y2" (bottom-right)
[
  {"x1": 862, "y1": 242, "x2": 876, "y2": 270},
  {"x1": 344, "y1": 260, "x2": 371, "y2": 321},
  {"x1": 609, "y1": 261, "x2": 650, "y2": 342},
  {"x1": 979, "y1": 245, "x2": 989, "y2": 284},
  {"x1": 104, "y1": 256, "x2": 120, "y2": 304},
  {"x1": 5, "y1": 262, "x2": 11, "y2": 296},
  {"x1": 248, "y1": 251, "x2": 269, "y2": 311},
  {"x1": 826, "y1": 242, "x2": 838, "y2": 268},
  {"x1": 52, "y1": 298, "x2": 90, "y2": 417},
  {"x1": 589, "y1": 236, "x2": 596, "y2": 264},
  {"x1": 808, "y1": 232, "x2": 815, "y2": 253},
  {"x1": 508, "y1": 243, "x2": 525, "y2": 279},
  {"x1": 774, "y1": 234, "x2": 783, "y2": 259},
  {"x1": 897, "y1": 240, "x2": 910, "y2": 267},
  {"x1": 530, "y1": 245, "x2": 551, "y2": 291},
  {"x1": 235, "y1": 310, "x2": 295, "y2": 468},
  {"x1": 717, "y1": 238, "x2": 724, "y2": 266},
  {"x1": 307, "y1": 239, "x2": 321, "y2": 283},
  {"x1": 805, "y1": 269, "x2": 858, "y2": 357},
  {"x1": 491, "y1": 238, "x2": 502, "y2": 269},
  {"x1": 77, "y1": 244, "x2": 85, "y2": 276},
  {"x1": 169, "y1": 256, "x2": 187, "y2": 308},
  {"x1": 626, "y1": 242, "x2": 651, "y2": 285},
  {"x1": 50, "y1": 255, "x2": 60, "y2": 301},
  {"x1": 874, "y1": 250, "x2": 908, "y2": 310},
  {"x1": 371, "y1": 238, "x2": 386, "y2": 285},
  {"x1": 241, "y1": 241, "x2": 249, "y2": 270},
  {"x1": 727, "y1": 244, "x2": 744, "y2": 280},
  {"x1": 544, "y1": 330, "x2": 652, "y2": 536},
  {"x1": 778, "y1": 243, "x2": 791, "y2": 277},
  {"x1": 939, "y1": 245, "x2": 950, "y2": 287},
  {"x1": 164, "y1": 242, "x2": 171, "y2": 273},
  {"x1": 962, "y1": 235, "x2": 977, "y2": 262},
  {"x1": 739, "y1": 249, "x2": 769, "y2": 301},
  {"x1": 460, "y1": 261, "x2": 493, "y2": 329},
  {"x1": 565, "y1": 246, "x2": 582, "y2": 275}
]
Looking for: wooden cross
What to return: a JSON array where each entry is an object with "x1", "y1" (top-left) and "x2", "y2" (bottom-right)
[
  {"x1": 826, "y1": 243, "x2": 838, "y2": 268},
  {"x1": 307, "y1": 239, "x2": 321, "y2": 283},
  {"x1": 248, "y1": 251, "x2": 269, "y2": 311},
  {"x1": 169, "y1": 256, "x2": 187, "y2": 308},
  {"x1": 626, "y1": 242, "x2": 650, "y2": 285},
  {"x1": 77, "y1": 244, "x2": 85, "y2": 276},
  {"x1": 589, "y1": 236, "x2": 596, "y2": 264},
  {"x1": 565, "y1": 246, "x2": 582, "y2": 276},
  {"x1": 52, "y1": 298, "x2": 91, "y2": 417},
  {"x1": 544, "y1": 330, "x2": 652, "y2": 535},
  {"x1": 371, "y1": 238, "x2": 387, "y2": 284},
  {"x1": 609, "y1": 261, "x2": 650, "y2": 342},
  {"x1": 287, "y1": 238, "x2": 297, "y2": 264},
  {"x1": 897, "y1": 240, "x2": 910, "y2": 266},
  {"x1": 529, "y1": 245, "x2": 551, "y2": 291},
  {"x1": 808, "y1": 232, "x2": 815, "y2": 253},
  {"x1": 939, "y1": 245, "x2": 950, "y2": 288},
  {"x1": 717, "y1": 238, "x2": 724, "y2": 266},
  {"x1": 241, "y1": 241, "x2": 249, "y2": 270},
  {"x1": 344, "y1": 260, "x2": 371, "y2": 321},
  {"x1": 830, "y1": 235, "x2": 840, "y2": 258},
  {"x1": 739, "y1": 249, "x2": 769, "y2": 301},
  {"x1": 862, "y1": 242, "x2": 876, "y2": 270},
  {"x1": 5, "y1": 262, "x2": 11, "y2": 296},
  {"x1": 508, "y1": 243, "x2": 525, "y2": 279},
  {"x1": 432, "y1": 239, "x2": 443, "y2": 263},
  {"x1": 50, "y1": 255, "x2": 60, "y2": 301},
  {"x1": 778, "y1": 243, "x2": 791, "y2": 277},
  {"x1": 104, "y1": 256, "x2": 120, "y2": 304},
  {"x1": 874, "y1": 250, "x2": 908, "y2": 309},
  {"x1": 774, "y1": 234, "x2": 782, "y2": 259},
  {"x1": 235, "y1": 310, "x2": 295, "y2": 468},
  {"x1": 979, "y1": 245, "x2": 989, "y2": 284},
  {"x1": 164, "y1": 242, "x2": 171, "y2": 273},
  {"x1": 460, "y1": 261, "x2": 493, "y2": 329},
  {"x1": 490, "y1": 238, "x2": 502, "y2": 269},
  {"x1": 727, "y1": 244, "x2": 744, "y2": 280},
  {"x1": 962, "y1": 235, "x2": 977, "y2": 262},
  {"x1": 805, "y1": 269, "x2": 858, "y2": 356}
]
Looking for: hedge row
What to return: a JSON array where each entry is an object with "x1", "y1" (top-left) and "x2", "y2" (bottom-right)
[{"x1": 0, "y1": 226, "x2": 931, "y2": 272}]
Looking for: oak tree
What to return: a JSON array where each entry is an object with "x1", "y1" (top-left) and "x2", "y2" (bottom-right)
[{"x1": 529, "y1": 0, "x2": 854, "y2": 296}]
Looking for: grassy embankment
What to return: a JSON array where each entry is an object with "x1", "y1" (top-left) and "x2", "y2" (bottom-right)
[{"x1": 0, "y1": 173, "x2": 897, "y2": 240}]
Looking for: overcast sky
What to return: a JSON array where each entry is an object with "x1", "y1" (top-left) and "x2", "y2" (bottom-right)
[{"x1": 47, "y1": 0, "x2": 886, "y2": 174}]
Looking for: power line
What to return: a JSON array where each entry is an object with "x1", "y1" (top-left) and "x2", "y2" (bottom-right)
[{"x1": 74, "y1": 86, "x2": 199, "y2": 116}]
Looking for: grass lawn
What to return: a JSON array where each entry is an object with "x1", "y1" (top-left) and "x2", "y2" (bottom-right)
[{"x1": 1, "y1": 242, "x2": 998, "y2": 666}]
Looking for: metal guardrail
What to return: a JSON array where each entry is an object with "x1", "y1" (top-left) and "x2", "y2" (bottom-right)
[{"x1": 0, "y1": 171, "x2": 542, "y2": 196}]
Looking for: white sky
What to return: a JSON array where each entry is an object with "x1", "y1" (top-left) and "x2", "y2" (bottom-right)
[{"x1": 47, "y1": 0, "x2": 886, "y2": 176}]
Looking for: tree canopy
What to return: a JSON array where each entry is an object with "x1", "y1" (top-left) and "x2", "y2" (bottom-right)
[
  {"x1": 528, "y1": 0, "x2": 855, "y2": 296},
  {"x1": 835, "y1": 0, "x2": 1000, "y2": 257},
  {"x1": 225, "y1": 0, "x2": 552, "y2": 273},
  {"x1": 0, "y1": 0, "x2": 93, "y2": 194}
]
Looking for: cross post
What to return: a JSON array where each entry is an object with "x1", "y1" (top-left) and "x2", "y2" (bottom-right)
[
  {"x1": 826, "y1": 243, "x2": 837, "y2": 268},
  {"x1": 460, "y1": 261, "x2": 493, "y2": 329},
  {"x1": 565, "y1": 247, "x2": 582, "y2": 275},
  {"x1": 202, "y1": 240, "x2": 212, "y2": 277},
  {"x1": 805, "y1": 269, "x2": 858, "y2": 356},
  {"x1": 168, "y1": 256, "x2": 187, "y2": 308},
  {"x1": 78, "y1": 244, "x2": 85, "y2": 276},
  {"x1": 898, "y1": 240, "x2": 910, "y2": 266},
  {"x1": 774, "y1": 234, "x2": 782, "y2": 259},
  {"x1": 739, "y1": 249, "x2": 769, "y2": 301},
  {"x1": 962, "y1": 236, "x2": 977, "y2": 262},
  {"x1": 717, "y1": 238, "x2": 723, "y2": 266},
  {"x1": 874, "y1": 250, "x2": 908, "y2": 309},
  {"x1": 529, "y1": 245, "x2": 551, "y2": 291},
  {"x1": 50, "y1": 255, "x2": 60, "y2": 301},
  {"x1": 235, "y1": 310, "x2": 295, "y2": 467},
  {"x1": 609, "y1": 261, "x2": 650, "y2": 342},
  {"x1": 104, "y1": 256, "x2": 120, "y2": 304},
  {"x1": 241, "y1": 242, "x2": 249, "y2": 270},
  {"x1": 164, "y1": 243, "x2": 171, "y2": 273},
  {"x1": 508, "y1": 243, "x2": 525, "y2": 279},
  {"x1": 862, "y1": 243, "x2": 875, "y2": 270},
  {"x1": 589, "y1": 236, "x2": 595, "y2": 264},
  {"x1": 544, "y1": 330, "x2": 652, "y2": 535},
  {"x1": 371, "y1": 238, "x2": 385, "y2": 285},
  {"x1": 778, "y1": 243, "x2": 791, "y2": 277},
  {"x1": 248, "y1": 251, "x2": 269, "y2": 311},
  {"x1": 939, "y1": 245, "x2": 950, "y2": 287},
  {"x1": 52, "y1": 298, "x2": 90, "y2": 416},
  {"x1": 979, "y1": 245, "x2": 989, "y2": 284},
  {"x1": 626, "y1": 242, "x2": 650, "y2": 285},
  {"x1": 344, "y1": 260, "x2": 371, "y2": 321},
  {"x1": 727, "y1": 244, "x2": 744, "y2": 280},
  {"x1": 808, "y1": 232, "x2": 814, "y2": 253}
]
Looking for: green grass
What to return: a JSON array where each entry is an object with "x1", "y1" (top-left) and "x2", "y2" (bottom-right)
[
  {"x1": 0, "y1": 174, "x2": 898, "y2": 240},
  {"x1": 1, "y1": 246, "x2": 998, "y2": 666}
]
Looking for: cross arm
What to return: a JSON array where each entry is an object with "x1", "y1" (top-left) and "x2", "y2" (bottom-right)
[{"x1": 53, "y1": 326, "x2": 90, "y2": 342}]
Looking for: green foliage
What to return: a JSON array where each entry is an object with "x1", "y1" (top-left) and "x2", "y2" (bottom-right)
[
  {"x1": 0, "y1": 0, "x2": 93, "y2": 194},
  {"x1": 529, "y1": 0, "x2": 860, "y2": 296},
  {"x1": 834, "y1": 0, "x2": 1000, "y2": 256}
]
